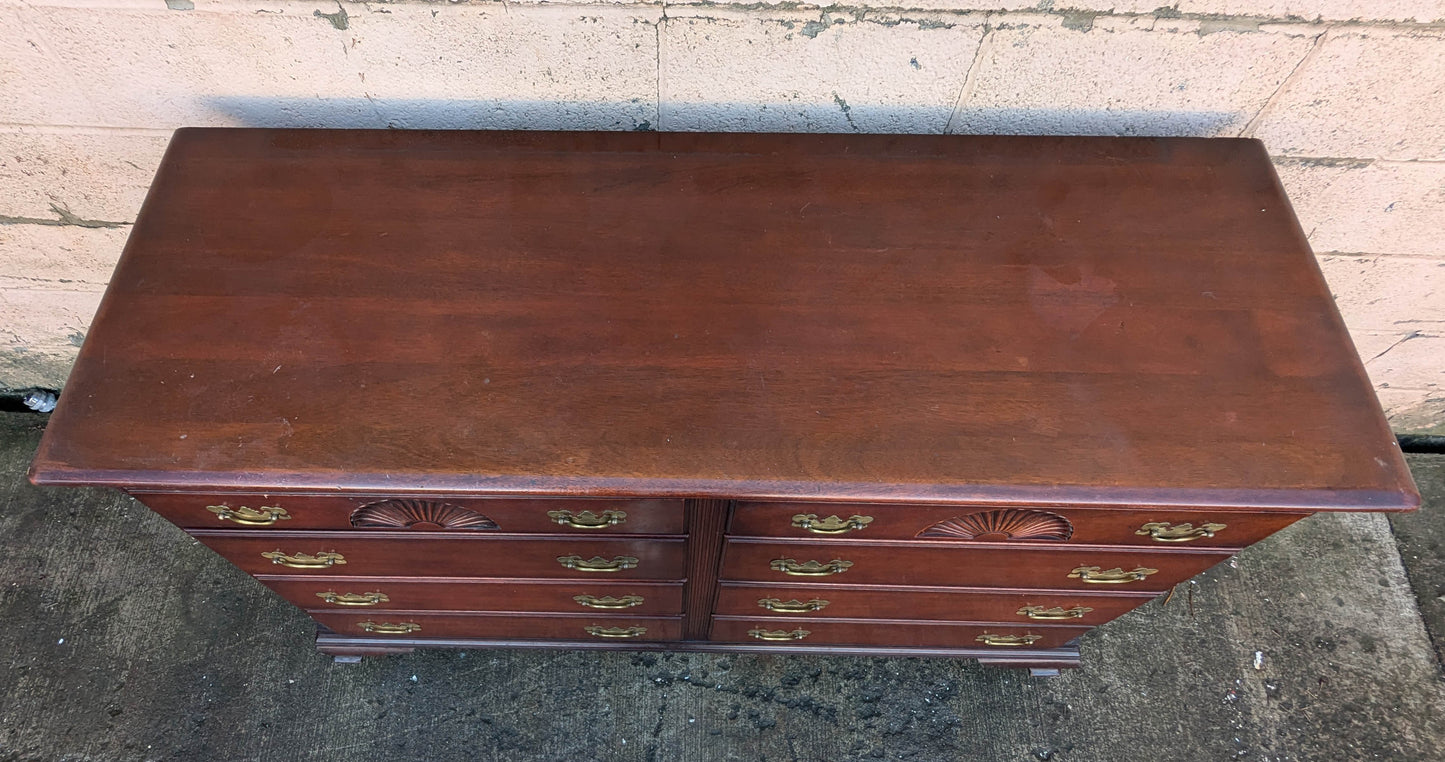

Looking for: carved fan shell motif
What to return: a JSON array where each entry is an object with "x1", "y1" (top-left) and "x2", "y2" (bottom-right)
[
  {"x1": 350, "y1": 499, "x2": 499, "y2": 530},
  {"x1": 917, "y1": 509, "x2": 1073, "y2": 542}
]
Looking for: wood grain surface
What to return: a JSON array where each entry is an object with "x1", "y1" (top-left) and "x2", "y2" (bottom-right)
[
  {"x1": 263, "y1": 577, "x2": 685, "y2": 615},
  {"x1": 311, "y1": 611, "x2": 684, "y2": 641},
  {"x1": 134, "y1": 492, "x2": 684, "y2": 533},
  {"x1": 719, "y1": 538, "x2": 1234, "y2": 590},
  {"x1": 192, "y1": 530, "x2": 686, "y2": 579},
  {"x1": 708, "y1": 616, "x2": 1089, "y2": 649},
  {"x1": 713, "y1": 582, "x2": 1155, "y2": 623},
  {"x1": 30, "y1": 129, "x2": 1416, "y2": 512},
  {"x1": 729, "y1": 501, "x2": 1309, "y2": 545}
]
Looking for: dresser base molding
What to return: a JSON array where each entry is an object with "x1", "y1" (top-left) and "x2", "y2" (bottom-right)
[{"x1": 313, "y1": 629, "x2": 1082, "y2": 671}]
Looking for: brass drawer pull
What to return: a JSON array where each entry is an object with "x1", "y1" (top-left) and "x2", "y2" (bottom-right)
[
  {"x1": 585, "y1": 625, "x2": 647, "y2": 638},
  {"x1": 976, "y1": 633, "x2": 1042, "y2": 647},
  {"x1": 791, "y1": 513, "x2": 873, "y2": 535},
  {"x1": 557, "y1": 555, "x2": 639, "y2": 573},
  {"x1": 770, "y1": 558, "x2": 853, "y2": 577},
  {"x1": 749, "y1": 628, "x2": 811, "y2": 641},
  {"x1": 316, "y1": 591, "x2": 389, "y2": 607},
  {"x1": 1068, "y1": 566, "x2": 1157, "y2": 584},
  {"x1": 574, "y1": 594, "x2": 645, "y2": 609},
  {"x1": 358, "y1": 621, "x2": 420, "y2": 634},
  {"x1": 1136, "y1": 521, "x2": 1227, "y2": 543},
  {"x1": 261, "y1": 550, "x2": 346, "y2": 569},
  {"x1": 548, "y1": 509, "x2": 627, "y2": 529},
  {"x1": 758, "y1": 598, "x2": 830, "y2": 613},
  {"x1": 1017, "y1": 605, "x2": 1093, "y2": 620},
  {"x1": 207, "y1": 504, "x2": 290, "y2": 526}
]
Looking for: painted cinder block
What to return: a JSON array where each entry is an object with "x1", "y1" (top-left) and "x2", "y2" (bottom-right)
[
  {"x1": 654, "y1": 0, "x2": 1441, "y2": 18},
  {"x1": 0, "y1": 224, "x2": 131, "y2": 287},
  {"x1": 0, "y1": 131, "x2": 171, "y2": 223},
  {"x1": 0, "y1": 5, "x2": 106, "y2": 127},
  {"x1": 1357, "y1": 331, "x2": 1444, "y2": 395},
  {"x1": 1319, "y1": 255, "x2": 1445, "y2": 333},
  {"x1": 0, "y1": 286, "x2": 103, "y2": 351},
  {"x1": 948, "y1": 14, "x2": 1317, "y2": 137},
  {"x1": 7, "y1": 3, "x2": 368, "y2": 128},
  {"x1": 1275, "y1": 159, "x2": 1445, "y2": 259},
  {"x1": 1178, "y1": 0, "x2": 1445, "y2": 23},
  {"x1": 660, "y1": 9, "x2": 984, "y2": 133},
  {"x1": 1253, "y1": 29, "x2": 1445, "y2": 161},
  {"x1": 7, "y1": 2, "x2": 660, "y2": 130},
  {"x1": 0, "y1": 285, "x2": 103, "y2": 389},
  {"x1": 341, "y1": 4, "x2": 660, "y2": 131},
  {"x1": 1320, "y1": 254, "x2": 1444, "y2": 429},
  {"x1": 0, "y1": 345, "x2": 81, "y2": 390},
  {"x1": 1376, "y1": 388, "x2": 1445, "y2": 432}
]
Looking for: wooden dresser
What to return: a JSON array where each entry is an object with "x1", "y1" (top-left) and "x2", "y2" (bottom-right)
[{"x1": 28, "y1": 129, "x2": 1418, "y2": 674}]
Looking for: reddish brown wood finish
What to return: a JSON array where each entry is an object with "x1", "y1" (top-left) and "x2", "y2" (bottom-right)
[
  {"x1": 710, "y1": 617, "x2": 1089, "y2": 649},
  {"x1": 312, "y1": 611, "x2": 683, "y2": 641},
  {"x1": 25, "y1": 130, "x2": 1418, "y2": 668},
  {"x1": 193, "y1": 531, "x2": 685, "y2": 579},
  {"x1": 263, "y1": 577, "x2": 684, "y2": 615},
  {"x1": 683, "y1": 498, "x2": 730, "y2": 639},
  {"x1": 715, "y1": 583, "x2": 1156, "y2": 624},
  {"x1": 30, "y1": 130, "x2": 1416, "y2": 513},
  {"x1": 720, "y1": 539, "x2": 1233, "y2": 591},
  {"x1": 731, "y1": 502, "x2": 1308, "y2": 547},
  {"x1": 135, "y1": 492, "x2": 683, "y2": 534}
]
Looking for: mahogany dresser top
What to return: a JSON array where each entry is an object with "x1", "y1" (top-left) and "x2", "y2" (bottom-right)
[{"x1": 30, "y1": 129, "x2": 1416, "y2": 511}]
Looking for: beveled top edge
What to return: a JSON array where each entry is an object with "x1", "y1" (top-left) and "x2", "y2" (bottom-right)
[{"x1": 28, "y1": 465, "x2": 1420, "y2": 513}]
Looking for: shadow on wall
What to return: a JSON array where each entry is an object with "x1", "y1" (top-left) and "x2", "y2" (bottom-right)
[{"x1": 205, "y1": 96, "x2": 1242, "y2": 137}]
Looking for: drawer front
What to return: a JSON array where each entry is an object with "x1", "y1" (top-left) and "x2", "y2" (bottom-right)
[
  {"x1": 716, "y1": 583, "x2": 1155, "y2": 625},
  {"x1": 711, "y1": 616, "x2": 1088, "y2": 649},
  {"x1": 193, "y1": 532, "x2": 685, "y2": 580},
  {"x1": 721, "y1": 539, "x2": 1231, "y2": 591},
  {"x1": 314, "y1": 611, "x2": 683, "y2": 641},
  {"x1": 264, "y1": 578, "x2": 684, "y2": 616},
  {"x1": 135, "y1": 493, "x2": 684, "y2": 534},
  {"x1": 732, "y1": 502, "x2": 1307, "y2": 548}
]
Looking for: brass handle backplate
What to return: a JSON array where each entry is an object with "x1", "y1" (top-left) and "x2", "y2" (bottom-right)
[
  {"x1": 548, "y1": 509, "x2": 627, "y2": 529},
  {"x1": 208, "y1": 504, "x2": 290, "y2": 526},
  {"x1": 1017, "y1": 605, "x2": 1093, "y2": 621},
  {"x1": 358, "y1": 621, "x2": 421, "y2": 634},
  {"x1": 316, "y1": 591, "x2": 389, "y2": 607},
  {"x1": 748, "y1": 628, "x2": 811, "y2": 641},
  {"x1": 557, "y1": 555, "x2": 640, "y2": 573},
  {"x1": 1136, "y1": 521, "x2": 1227, "y2": 543},
  {"x1": 758, "y1": 598, "x2": 830, "y2": 613},
  {"x1": 976, "y1": 633, "x2": 1043, "y2": 647},
  {"x1": 791, "y1": 513, "x2": 874, "y2": 535},
  {"x1": 770, "y1": 558, "x2": 853, "y2": 577},
  {"x1": 1068, "y1": 566, "x2": 1158, "y2": 584},
  {"x1": 584, "y1": 625, "x2": 647, "y2": 639},
  {"x1": 574, "y1": 594, "x2": 645, "y2": 609},
  {"x1": 261, "y1": 550, "x2": 345, "y2": 569}
]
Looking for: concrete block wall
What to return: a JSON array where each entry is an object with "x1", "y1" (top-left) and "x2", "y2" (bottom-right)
[{"x1": 2, "y1": 0, "x2": 1442, "y2": 430}]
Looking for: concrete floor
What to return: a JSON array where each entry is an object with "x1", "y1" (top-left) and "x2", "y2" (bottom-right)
[{"x1": 0, "y1": 411, "x2": 1441, "y2": 762}]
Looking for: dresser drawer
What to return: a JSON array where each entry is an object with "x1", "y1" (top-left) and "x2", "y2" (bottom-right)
[
  {"x1": 193, "y1": 531, "x2": 685, "y2": 580},
  {"x1": 721, "y1": 539, "x2": 1231, "y2": 591},
  {"x1": 314, "y1": 611, "x2": 683, "y2": 641},
  {"x1": 715, "y1": 583, "x2": 1155, "y2": 625},
  {"x1": 264, "y1": 578, "x2": 685, "y2": 616},
  {"x1": 711, "y1": 616, "x2": 1088, "y2": 649},
  {"x1": 731, "y1": 502, "x2": 1308, "y2": 549},
  {"x1": 135, "y1": 493, "x2": 684, "y2": 534}
]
